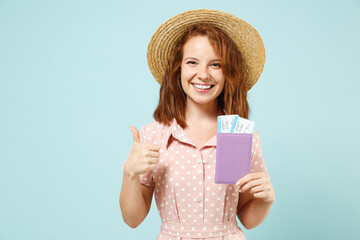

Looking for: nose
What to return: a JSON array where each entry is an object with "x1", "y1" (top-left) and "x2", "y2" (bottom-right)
[{"x1": 197, "y1": 65, "x2": 210, "y2": 81}]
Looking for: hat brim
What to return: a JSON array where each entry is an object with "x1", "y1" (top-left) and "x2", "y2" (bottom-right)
[{"x1": 147, "y1": 9, "x2": 265, "y2": 91}]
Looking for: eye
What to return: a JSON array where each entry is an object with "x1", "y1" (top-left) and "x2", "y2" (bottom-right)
[
  {"x1": 211, "y1": 63, "x2": 221, "y2": 68},
  {"x1": 187, "y1": 61, "x2": 197, "y2": 65}
]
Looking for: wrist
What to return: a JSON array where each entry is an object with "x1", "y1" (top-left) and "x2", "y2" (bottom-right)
[
  {"x1": 123, "y1": 163, "x2": 139, "y2": 179},
  {"x1": 124, "y1": 169, "x2": 140, "y2": 180}
]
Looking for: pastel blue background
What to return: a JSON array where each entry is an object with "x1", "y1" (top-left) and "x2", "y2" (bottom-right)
[{"x1": 0, "y1": 0, "x2": 359, "y2": 239}]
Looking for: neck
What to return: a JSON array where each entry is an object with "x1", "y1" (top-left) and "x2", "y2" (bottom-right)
[{"x1": 185, "y1": 98, "x2": 221, "y2": 124}]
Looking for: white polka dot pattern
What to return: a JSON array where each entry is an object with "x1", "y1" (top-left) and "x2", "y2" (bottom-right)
[{"x1": 128, "y1": 119, "x2": 268, "y2": 240}]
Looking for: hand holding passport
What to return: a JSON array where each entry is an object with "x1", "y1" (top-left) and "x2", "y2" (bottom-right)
[{"x1": 214, "y1": 115, "x2": 255, "y2": 184}]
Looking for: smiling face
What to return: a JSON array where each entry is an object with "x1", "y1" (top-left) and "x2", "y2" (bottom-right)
[
  {"x1": 154, "y1": 24, "x2": 248, "y2": 129},
  {"x1": 180, "y1": 35, "x2": 225, "y2": 109}
]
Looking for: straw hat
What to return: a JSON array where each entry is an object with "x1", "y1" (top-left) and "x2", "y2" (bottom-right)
[{"x1": 147, "y1": 9, "x2": 266, "y2": 91}]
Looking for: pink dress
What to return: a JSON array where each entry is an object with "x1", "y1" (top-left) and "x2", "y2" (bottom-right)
[{"x1": 134, "y1": 119, "x2": 268, "y2": 240}]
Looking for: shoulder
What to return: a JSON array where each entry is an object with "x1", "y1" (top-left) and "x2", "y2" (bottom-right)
[
  {"x1": 252, "y1": 130, "x2": 261, "y2": 145},
  {"x1": 253, "y1": 130, "x2": 260, "y2": 138},
  {"x1": 140, "y1": 120, "x2": 168, "y2": 134},
  {"x1": 139, "y1": 120, "x2": 172, "y2": 144}
]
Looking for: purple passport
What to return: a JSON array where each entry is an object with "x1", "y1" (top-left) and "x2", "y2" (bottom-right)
[{"x1": 214, "y1": 133, "x2": 253, "y2": 184}]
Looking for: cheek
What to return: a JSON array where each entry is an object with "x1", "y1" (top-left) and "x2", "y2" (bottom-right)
[
  {"x1": 181, "y1": 65, "x2": 195, "y2": 80},
  {"x1": 180, "y1": 69, "x2": 195, "y2": 91},
  {"x1": 180, "y1": 71, "x2": 190, "y2": 93},
  {"x1": 180, "y1": 78, "x2": 187, "y2": 92},
  {"x1": 214, "y1": 72, "x2": 225, "y2": 90}
]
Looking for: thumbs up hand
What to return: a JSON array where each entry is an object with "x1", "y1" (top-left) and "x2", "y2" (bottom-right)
[{"x1": 124, "y1": 126, "x2": 160, "y2": 177}]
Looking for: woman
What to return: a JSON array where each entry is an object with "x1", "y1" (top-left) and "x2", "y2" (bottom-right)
[{"x1": 120, "y1": 9, "x2": 275, "y2": 240}]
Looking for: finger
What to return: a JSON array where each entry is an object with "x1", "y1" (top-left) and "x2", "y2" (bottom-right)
[
  {"x1": 235, "y1": 173, "x2": 261, "y2": 187},
  {"x1": 253, "y1": 191, "x2": 267, "y2": 199},
  {"x1": 147, "y1": 144, "x2": 160, "y2": 151},
  {"x1": 145, "y1": 163, "x2": 158, "y2": 172},
  {"x1": 146, "y1": 150, "x2": 160, "y2": 158},
  {"x1": 241, "y1": 178, "x2": 265, "y2": 192},
  {"x1": 249, "y1": 184, "x2": 266, "y2": 194},
  {"x1": 143, "y1": 149, "x2": 160, "y2": 158},
  {"x1": 240, "y1": 178, "x2": 269, "y2": 191},
  {"x1": 148, "y1": 157, "x2": 160, "y2": 164},
  {"x1": 236, "y1": 172, "x2": 267, "y2": 187},
  {"x1": 130, "y1": 126, "x2": 141, "y2": 144}
]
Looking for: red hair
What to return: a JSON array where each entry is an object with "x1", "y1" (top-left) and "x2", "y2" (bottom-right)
[{"x1": 153, "y1": 24, "x2": 249, "y2": 128}]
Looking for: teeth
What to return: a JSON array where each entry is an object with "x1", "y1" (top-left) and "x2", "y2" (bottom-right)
[{"x1": 193, "y1": 84, "x2": 212, "y2": 89}]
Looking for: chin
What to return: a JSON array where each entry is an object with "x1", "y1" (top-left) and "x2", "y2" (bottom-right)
[{"x1": 189, "y1": 97, "x2": 217, "y2": 106}]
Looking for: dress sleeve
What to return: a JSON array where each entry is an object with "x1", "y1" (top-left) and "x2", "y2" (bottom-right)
[
  {"x1": 121, "y1": 126, "x2": 155, "y2": 187},
  {"x1": 250, "y1": 131, "x2": 269, "y2": 176}
]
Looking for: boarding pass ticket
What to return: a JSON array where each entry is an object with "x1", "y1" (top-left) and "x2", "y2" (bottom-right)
[{"x1": 217, "y1": 115, "x2": 255, "y2": 134}]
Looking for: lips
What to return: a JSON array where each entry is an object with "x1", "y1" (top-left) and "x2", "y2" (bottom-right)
[{"x1": 191, "y1": 83, "x2": 214, "y2": 92}]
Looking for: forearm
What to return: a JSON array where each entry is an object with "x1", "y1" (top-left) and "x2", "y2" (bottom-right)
[
  {"x1": 120, "y1": 171, "x2": 150, "y2": 228},
  {"x1": 238, "y1": 199, "x2": 273, "y2": 229}
]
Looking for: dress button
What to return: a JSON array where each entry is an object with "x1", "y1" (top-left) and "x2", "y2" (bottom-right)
[
  {"x1": 195, "y1": 198, "x2": 201, "y2": 203},
  {"x1": 196, "y1": 159, "x2": 202, "y2": 164}
]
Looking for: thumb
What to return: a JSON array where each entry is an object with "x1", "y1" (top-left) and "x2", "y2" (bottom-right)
[{"x1": 129, "y1": 126, "x2": 141, "y2": 144}]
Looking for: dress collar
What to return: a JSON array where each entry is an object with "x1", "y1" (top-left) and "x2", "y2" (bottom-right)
[{"x1": 165, "y1": 118, "x2": 217, "y2": 150}]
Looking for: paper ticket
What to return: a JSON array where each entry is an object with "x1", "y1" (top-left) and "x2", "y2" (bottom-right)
[
  {"x1": 217, "y1": 115, "x2": 238, "y2": 133},
  {"x1": 232, "y1": 117, "x2": 255, "y2": 134},
  {"x1": 218, "y1": 115, "x2": 255, "y2": 134}
]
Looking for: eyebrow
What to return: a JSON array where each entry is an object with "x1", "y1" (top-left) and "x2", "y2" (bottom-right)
[
  {"x1": 183, "y1": 57, "x2": 198, "y2": 61},
  {"x1": 183, "y1": 57, "x2": 221, "y2": 62}
]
